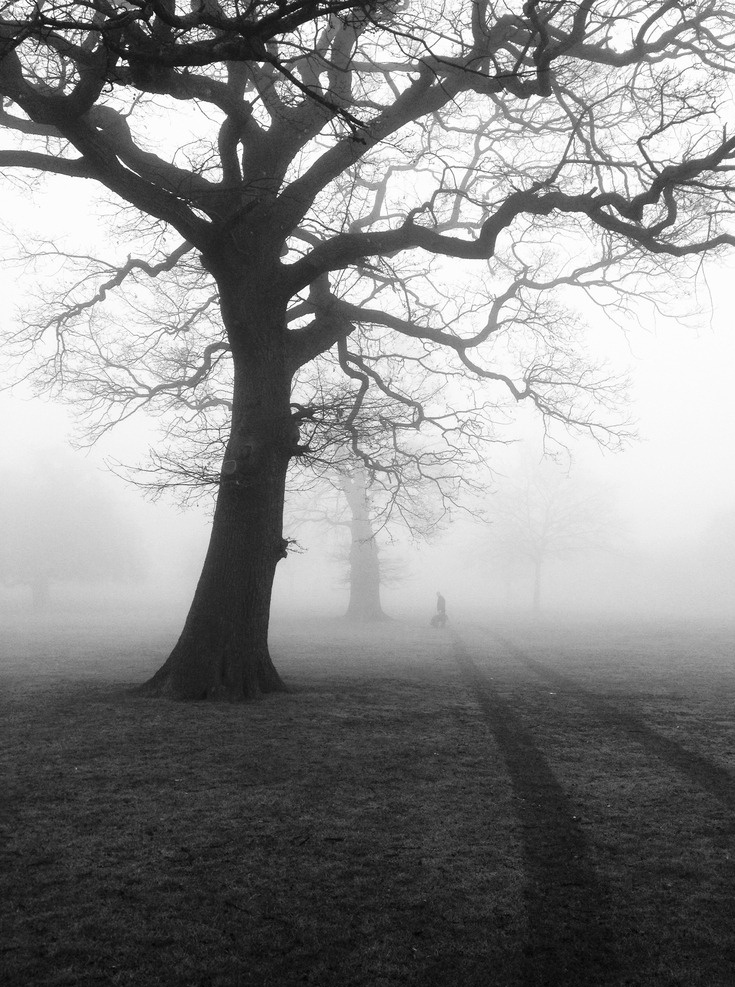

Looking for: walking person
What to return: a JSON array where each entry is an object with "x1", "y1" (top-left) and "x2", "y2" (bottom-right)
[{"x1": 432, "y1": 591, "x2": 447, "y2": 628}]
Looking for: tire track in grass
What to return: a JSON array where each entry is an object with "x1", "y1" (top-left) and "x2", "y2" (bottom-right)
[
  {"x1": 493, "y1": 634, "x2": 735, "y2": 811},
  {"x1": 451, "y1": 631, "x2": 620, "y2": 987}
]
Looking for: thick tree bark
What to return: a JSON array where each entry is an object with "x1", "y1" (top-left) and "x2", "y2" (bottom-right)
[
  {"x1": 342, "y1": 472, "x2": 386, "y2": 622},
  {"x1": 142, "y1": 267, "x2": 294, "y2": 700}
]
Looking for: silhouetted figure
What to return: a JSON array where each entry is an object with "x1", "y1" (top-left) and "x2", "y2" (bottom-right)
[{"x1": 431, "y1": 591, "x2": 447, "y2": 628}]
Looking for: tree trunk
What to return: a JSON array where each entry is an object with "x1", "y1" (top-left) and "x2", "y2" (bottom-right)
[
  {"x1": 346, "y1": 530, "x2": 385, "y2": 621},
  {"x1": 142, "y1": 274, "x2": 293, "y2": 700},
  {"x1": 342, "y1": 471, "x2": 386, "y2": 622}
]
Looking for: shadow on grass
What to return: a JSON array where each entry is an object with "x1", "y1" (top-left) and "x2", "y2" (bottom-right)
[
  {"x1": 451, "y1": 632, "x2": 620, "y2": 987},
  {"x1": 495, "y1": 634, "x2": 735, "y2": 812}
]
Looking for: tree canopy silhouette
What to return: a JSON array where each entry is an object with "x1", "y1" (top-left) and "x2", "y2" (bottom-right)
[{"x1": 1, "y1": 1, "x2": 734, "y2": 698}]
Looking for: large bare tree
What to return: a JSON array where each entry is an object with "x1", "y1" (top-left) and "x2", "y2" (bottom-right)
[{"x1": 1, "y1": 1, "x2": 734, "y2": 698}]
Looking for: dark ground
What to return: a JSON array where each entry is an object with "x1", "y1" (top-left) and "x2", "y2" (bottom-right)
[{"x1": 1, "y1": 611, "x2": 734, "y2": 986}]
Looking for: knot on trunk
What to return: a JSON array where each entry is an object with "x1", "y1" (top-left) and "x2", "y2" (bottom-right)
[{"x1": 221, "y1": 447, "x2": 254, "y2": 487}]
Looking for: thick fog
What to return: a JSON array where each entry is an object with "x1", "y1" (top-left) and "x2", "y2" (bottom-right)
[
  {"x1": 1, "y1": 275, "x2": 732, "y2": 632},
  {"x1": 0, "y1": 179, "x2": 733, "y2": 630}
]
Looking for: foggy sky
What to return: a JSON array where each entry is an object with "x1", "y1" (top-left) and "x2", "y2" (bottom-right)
[{"x1": 0, "y1": 183, "x2": 733, "y2": 624}]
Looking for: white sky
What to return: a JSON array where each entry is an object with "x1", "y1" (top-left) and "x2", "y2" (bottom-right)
[{"x1": 600, "y1": 270, "x2": 735, "y2": 536}]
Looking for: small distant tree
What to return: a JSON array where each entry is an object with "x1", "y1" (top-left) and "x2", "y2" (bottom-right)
[
  {"x1": 0, "y1": 451, "x2": 144, "y2": 609},
  {"x1": 334, "y1": 468, "x2": 385, "y2": 621},
  {"x1": 336, "y1": 456, "x2": 451, "y2": 621},
  {"x1": 487, "y1": 459, "x2": 612, "y2": 613}
]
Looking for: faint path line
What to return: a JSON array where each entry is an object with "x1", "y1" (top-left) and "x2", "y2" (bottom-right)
[
  {"x1": 451, "y1": 631, "x2": 620, "y2": 987},
  {"x1": 489, "y1": 631, "x2": 735, "y2": 812}
]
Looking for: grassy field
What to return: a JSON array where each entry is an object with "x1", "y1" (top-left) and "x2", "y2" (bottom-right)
[{"x1": 2, "y1": 610, "x2": 734, "y2": 986}]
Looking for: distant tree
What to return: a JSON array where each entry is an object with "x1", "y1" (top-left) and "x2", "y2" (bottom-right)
[
  {"x1": 283, "y1": 440, "x2": 452, "y2": 622},
  {"x1": 337, "y1": 457, "x2": 453, "y2": 621},
  {"x1": 487, "y1": 459, "x2": 612, "y2": 613},
  {"x1": 2, "y1": 2, "x2": 735, "y2": 698},
  {"x1": 333, "y1": 468, "x2": 385, "y2": 621},
  {"x1": 0, "y1": 451, "x2": 144, "y2": 609}
]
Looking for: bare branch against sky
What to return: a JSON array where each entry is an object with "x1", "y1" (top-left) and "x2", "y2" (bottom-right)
[{"x1": 1, "y1": 1, "x2": 734, "y2": 698}]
